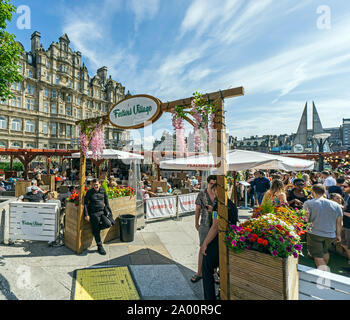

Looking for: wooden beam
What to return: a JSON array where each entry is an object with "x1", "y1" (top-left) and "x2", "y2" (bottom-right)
[
  {"x1": 214, "y1": 98, "x2": 230, "y2": 301},
  {"x1": 76, "y1": 151, "x2": 86, "y2": 254},
  {"x1": 161, "y1": 87, "x2": 244, "y2": 112}
]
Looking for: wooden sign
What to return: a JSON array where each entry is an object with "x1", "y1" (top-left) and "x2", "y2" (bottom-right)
[{"x1": 108, "y1": 94, "x2": 162, "y2": 129}]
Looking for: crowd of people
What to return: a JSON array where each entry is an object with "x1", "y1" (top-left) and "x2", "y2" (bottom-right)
[{"x1": 191, "y1": 168, "x2": 350, "y2": 300}]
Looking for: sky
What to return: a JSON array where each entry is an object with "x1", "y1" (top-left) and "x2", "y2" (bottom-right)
[{"x1": 6, "y1": 0, "x2": 350, "y2": 146}]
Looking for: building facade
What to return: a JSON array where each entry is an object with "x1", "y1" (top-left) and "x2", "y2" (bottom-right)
[{"x1": 0, "y1": 31, "x2": 129, "y2": 150}]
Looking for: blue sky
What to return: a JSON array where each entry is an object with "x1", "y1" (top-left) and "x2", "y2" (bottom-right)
[{"x1": 7, "y1": 0, "x2": 350, "y2": 145}]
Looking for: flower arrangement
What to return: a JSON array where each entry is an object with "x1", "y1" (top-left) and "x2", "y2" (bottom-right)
[
  {"x1": 66, "y1": 190, "x2": 79, "y2": 206},
  {"x1": 226, "y1": 198, "x2": 310, "y2": 259},
  {"x1": 106, "y1": 186, "x2": 135, "y2": 199}
]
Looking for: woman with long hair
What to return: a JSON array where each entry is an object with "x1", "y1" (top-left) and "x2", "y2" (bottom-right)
[{"x1": 262, "y1": 179, "x2": 287, "y2": 206}]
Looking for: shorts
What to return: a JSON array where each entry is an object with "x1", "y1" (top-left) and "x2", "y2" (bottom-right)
[
  {"x1": 198, "y1": 224, "x2": 210, "y2": 247},
  {"x1": 307, "y1": 233, "x2": 335, "y2": 258},
  {"x1": 341, "y1": 228, "x2": 350, "y2": 248}
]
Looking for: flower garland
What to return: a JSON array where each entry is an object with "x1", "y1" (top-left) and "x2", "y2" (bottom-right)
[
  {"x1": 78, "y1": 117, "x2": 107, "y2": 160},
  {"x1": 172, "y1": 105, "x2": 188, "y2": 157},
  {"x1": 172, "y1": 92, "x2": 217, "y2": 153}
]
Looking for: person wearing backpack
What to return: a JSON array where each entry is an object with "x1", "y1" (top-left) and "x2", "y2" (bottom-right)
[{"x1": 200, "y1": 183, "x2": 238, "y2": 300}]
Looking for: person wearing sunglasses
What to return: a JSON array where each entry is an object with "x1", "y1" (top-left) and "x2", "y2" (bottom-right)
[{"x1": 287, "y1": 178, "x2": 310, "y2": 209}]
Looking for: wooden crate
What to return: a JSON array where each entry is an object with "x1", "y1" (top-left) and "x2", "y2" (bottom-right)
[
  {"x1": 15, "y1": 180, "x2": 32, "y2": 197},
  {"x1": 64, "y1": 196, "x2": 137, "y2": 253},
  {"x1": 228, "y1": 249, "x2": 299, "y2": 300},
  {"x1": 41, "y1": 175, "x2": 55, "y2": 191}
]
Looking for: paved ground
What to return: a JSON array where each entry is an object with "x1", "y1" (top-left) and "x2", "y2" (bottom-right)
[{"x1": 0, "y1": 208, "x2": 252, "y2": 300}]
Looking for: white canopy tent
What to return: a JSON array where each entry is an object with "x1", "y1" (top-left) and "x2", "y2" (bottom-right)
[
  {"x1": 69, "y1": 149, "x2": 144, "y2": 160},
  {"x1": 159, "y1": 149, "x2": 314, "y2": 172}
]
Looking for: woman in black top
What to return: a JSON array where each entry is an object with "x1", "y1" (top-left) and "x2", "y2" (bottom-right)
[{"x1": 287, "y1": 178, "x2": 310, "y2": 209}]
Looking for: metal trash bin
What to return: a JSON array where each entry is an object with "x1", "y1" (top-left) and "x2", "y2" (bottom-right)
[{"x1": 119, "y1": 214, "x2": 135, "y2": 242}]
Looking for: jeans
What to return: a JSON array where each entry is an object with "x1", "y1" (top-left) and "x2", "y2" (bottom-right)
[
  {"x1": 256, "y1": 192, "x2": 266, "y2": 205},
  {"x1": 202, "y1": 242, "x2": 219, "y2": 300},
  {"x1": 89, "y1": 211, "x2": 110, "y2": 244}
]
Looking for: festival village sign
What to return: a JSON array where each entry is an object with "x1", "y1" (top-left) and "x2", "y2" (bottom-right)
[{"x1": 75, "y1": 87, "x2": 244, "y2": 300}]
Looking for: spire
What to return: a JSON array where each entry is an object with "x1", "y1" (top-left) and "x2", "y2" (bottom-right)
[
  {"x1": 312, "y1": 101, "x2": 324, "y2": 135},
  {"x1": 293, "y1": 102, "x2": 308, "y2": 148}
]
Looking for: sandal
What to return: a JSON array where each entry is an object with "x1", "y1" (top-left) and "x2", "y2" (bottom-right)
[{"x1": 190, "y1": 274, "x2": 202, "y2": 283}]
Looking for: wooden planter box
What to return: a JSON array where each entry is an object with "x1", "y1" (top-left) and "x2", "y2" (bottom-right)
[
  {"x1": 15, "y1": 180, "x2": 32, "y2": 197},
  {"x1": 228, "y1": 249, "x2": 299, "y2": 300},
  {"x1": 64, "y1": 196, "x2": 136, "y2": 253},
  {"x1": 41, "y1": 175, "x2": 55, "y2": 192}
]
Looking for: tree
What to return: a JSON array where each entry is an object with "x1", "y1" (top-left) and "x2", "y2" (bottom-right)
[{"x1": 0, "y1": 0, "x2": 23, "y2": 100}]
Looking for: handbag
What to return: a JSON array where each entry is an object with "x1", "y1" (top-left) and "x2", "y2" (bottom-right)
[{"x1": 103, "y1": 206, "x2": 115, "y2": 226}]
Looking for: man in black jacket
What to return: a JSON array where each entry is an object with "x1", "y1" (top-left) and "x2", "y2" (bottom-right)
[
  {"x1": 84, "y1": 179, "x2": 112, "y2": 255},
  {"x1": 200, "y1": 184, "x2": 238, "y2": 300}
]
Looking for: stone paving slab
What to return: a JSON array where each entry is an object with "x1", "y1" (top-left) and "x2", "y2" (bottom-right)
[{"x1": 129, "y1": 264, "x2": 196, "y2": 300}]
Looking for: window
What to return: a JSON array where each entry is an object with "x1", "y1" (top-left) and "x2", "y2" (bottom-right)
[
  {"x1": 12, "y1": 142, "x2": 21, "y2": 148},
  {"x1": 46, "y1": 61, "x2": 50, "y2": 68},
  {"x1": 50, "y1": 123, "x2": 57, "y2": 135},
  {"x1": 94, "y1": 102, "x2": 98, "y2": 110},
  {"x1": 26, "y1": 84, "x2": 35, "y2": 95},
  {"x1": 77, "y1": 109, "x2": 81, "y2": 119},
  {"x1": 26, "y1": 99, "x2": 34, "y2": 111},
  {"x1": 18, "y1": 63, "x2": 22, "y2": 73},
  {"x1": 50, "y1": 144, "x2": 57, "y2": 149},
  {"x1": 26, "y1": 143, "x2": 35, "y2": 149},
  {"x1": 46, "y1": 72, "x2": 50, "y2": 81},
  {"x1": 25, "y1": 121, "x2": 35, "y2": 133},
  {"x1": 11, "y1": 82, "x2": 21, "y2": 91},
  {"x1": 52, "y1": 90, "x2": 57, "y2": 98},
  {"x1": 0, "y1": 117, "x2": 6, "y2": 129},
  {"x1": 16, "y1": 97, "x2": 21, "y2": 108},
  {"x1": 11, "y1": 98, "x2": 16, "y2": 107},
  {"x1": 66, "y1": 106, "x2": 71, "y2": 116},
  {"x1": 12, "y1": 119, "x2": 21, "y2": 131},
  {"x1": 51, "y1": 103, "x2": 57, "y2": 114},
  {"x1": 43, "y1": 122, "x2": 48, "y2": 134},
  {"x1": 67, "y1": 125, "x2": 71, "y2": 137},
  {"x1": 44, "y1": 88, "x2": 49, "y2": 97},
  {"x1": 0, "y1": 141, "x2": 6, "y2": 148},
  {"x1": 69, "y1": 80, "x2": 72, "y2": 88},
  {"x1": 56, "y1": 75, "x2": 59, "y2": 85},
  {"x1": 27, "y1": 55, "x2": 32, "y2": 64},
  {"x1": 43, "y1": 103, "x2": 48, "y2": 113},
  {"x1": 28, "y1": 70, "x2": 33, "y2": 78},
  {"x1": 66, "y1": 95, "x2": 71, "y2": 102},
  {"x1": 0, "y1": 99, "x2": 6, "y2": 105},
  {"x1": 77, "y1": 98, "x2": 81, "y2": 105}
]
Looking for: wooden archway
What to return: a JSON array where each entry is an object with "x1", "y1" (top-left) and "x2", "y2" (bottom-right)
[{"x1": 75, "y1": 87, "x2": 244, "y2": 300}]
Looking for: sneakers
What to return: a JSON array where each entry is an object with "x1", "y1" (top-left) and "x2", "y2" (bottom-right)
[{"x1": 97, "y1": 243, "x2": 106, "y2": 255}]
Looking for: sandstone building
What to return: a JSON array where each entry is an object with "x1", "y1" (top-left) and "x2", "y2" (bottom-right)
[{"x1": 0, "y1": 31, "x2": 129, "y2": 150}]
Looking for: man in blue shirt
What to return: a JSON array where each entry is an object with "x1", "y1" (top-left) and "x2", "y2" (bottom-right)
[{"x1": 250, "y1": 171, "x2": 271, "y2": 205}]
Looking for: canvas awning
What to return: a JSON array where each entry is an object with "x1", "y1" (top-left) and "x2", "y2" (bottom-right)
[
  {"x1": 159, "y1": 149, "x2": 314, "y2": 172},
  {"x1": 68, "y1": 149, "x2": 144, "y2": 160}
]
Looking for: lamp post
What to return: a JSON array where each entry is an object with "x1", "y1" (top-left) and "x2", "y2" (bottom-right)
[{"x1": 313, "y1": 133, "x2": 331, "y2": 171}]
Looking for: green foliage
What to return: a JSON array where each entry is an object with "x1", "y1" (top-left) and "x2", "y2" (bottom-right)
[
  {"x1": 0, "y1": 161, "x2": 23, "y2": 171},
  {"x1": 0, "y1": 0, "x2": 23, "y2": 100}
]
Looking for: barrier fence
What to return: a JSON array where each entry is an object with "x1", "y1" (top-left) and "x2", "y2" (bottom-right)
[{"x1": 145, "y1": 193, "x2": 197, "y2": 220}]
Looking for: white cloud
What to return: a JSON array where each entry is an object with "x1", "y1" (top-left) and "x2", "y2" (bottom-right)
[{"x1": 128, "y1": 0, "x2": 160, "y2": 31}]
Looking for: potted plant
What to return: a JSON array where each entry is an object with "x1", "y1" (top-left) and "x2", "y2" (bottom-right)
[{"x1": 225, "y1": 198, "x2": 310, "y2": 300}]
